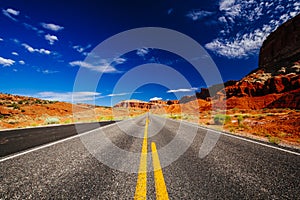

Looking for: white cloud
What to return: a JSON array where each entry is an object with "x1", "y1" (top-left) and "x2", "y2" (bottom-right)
[
  {"x1": 0, "y1": 38, "x2": 3, "y2": 42},
  {"x1": 107, "y1": 93, "x2": 130, "y2": 97},
  {"x1": 19, "y1": 60, "x2": 25, "y2": 65},
  {"x1": 69, "y1": 61, "x2": 118, "y2": 73},
  {"x1": 73, "y1": 45, "x2": 85, "y2": 53},
  {"x1": 205, "y1": 27, "x2": 270, "y2": 58},
  {"x1": 295, "y1": 2, "x2": 300, "y2": 11},
  {"x1": 23, "y1": 23, "x2": 44, "y2": 35},
  {"x1": 39, "y1": 49, "x2": 51, "y2": 55},
  {"x1": 0, "y1": 56, "x2": 15, "y2": 66},
  {"x1": 219, "y1": 0, "x2": 236, "y2": 11},
  {"x1": 22, "y1": 43, "x2": 51, "y2": 55},
  {"x1": 22, "y1": 43, "x2": 35, "y2": 53},
  {"x1": 218, "y1": 16, "x2": 227, "y2": 23},
  {"x1": 137, "y1": 48, "x2": 150, "y2": 57},
  {"x1": 12, "y1": 38, "x2": 20, "y2": 44},
  {"x1": 219, "y1": 0, "x2": 242, "y2": 19},
  {"x1": 41, "y1": 23, "x2": 64, "y2": 31},
  {"x1": 72, "y1": 44, "x2": 92, "y2": 55},
  {"x1": 186, "y1": 10, "x2": 214, "y2": 21},
  {"x1": 6, "y1": 8, "x2": 19, "y2": 16},
  {"x1": 275, "y1": 5, "x2": 284, "y2": 12},
  {"x1": 12, "y1": 52, "x2": 19, "y2": 56},
  {"x1": 279, "y1": 14, "x2": 290, "y2": 22},
  {"x1": 205, "y1": 0, "x2": 300, "y2": 59},
  {"x1": 37, "y1": 91, "x2": 101, "y2": 102},
  {"x1": 290, "y1": 12, "x2": 298, "y2": 17},
  {"x1": 2, "y1": 8, "x2": 19, "y2": 21},
  {"x1": 167, "y1": 88, "x2": 197, "y2": 93},
  {"x1": 150, "y1": 97, "x2": 163, "y2": 101},
  {"x1": 45, "y1": 34, "x2": 58, "y2": 45},
  {"x1": 113, "y1": 57, "x2": 126, "y2": 64},
  {"x1": 41, "y1": 69, "x2": 58, "y2": 74}
]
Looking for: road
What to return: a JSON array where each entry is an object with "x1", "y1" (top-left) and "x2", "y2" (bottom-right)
[
  {"x1": 0, "y1": 121, "x2": 116, "y2": 157},
  {"x1": 0, "y1": 114, "x2": 299, "y2": 199}
]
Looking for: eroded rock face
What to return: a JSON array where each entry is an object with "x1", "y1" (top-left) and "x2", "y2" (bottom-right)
[
  {"x1": 222, "y1": 72, "x2": 300, "y2": 98},
  {"x1": 113, "y1": 99, "x2": 179, "y2": 109},
  {"x1": 114, "y1": 100, "x2": 151, "y2": 109},
  {"x1": 259, "y1": 14, "x2": 300, "y2": 70}
]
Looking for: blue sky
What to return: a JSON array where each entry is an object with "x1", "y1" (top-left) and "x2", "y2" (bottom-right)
[{"x1": 0, "y1": 0, "x2": 299, "y2": 106}]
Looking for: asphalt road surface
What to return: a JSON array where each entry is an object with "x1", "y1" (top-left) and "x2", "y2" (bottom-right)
[
  {"x1": 0, "y1": 121, "x2": 116, "y2": 157},
  {"x1": 0, "y1": 114, "x2": 299, "y2": 199}
]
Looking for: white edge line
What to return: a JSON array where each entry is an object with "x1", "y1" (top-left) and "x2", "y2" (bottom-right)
[
  {"x1": 160, "y1": 115, "x2": 300, "y2": 156},
  {"x1": 0, "y1": 122, "x2": 118, "y2": 163}
]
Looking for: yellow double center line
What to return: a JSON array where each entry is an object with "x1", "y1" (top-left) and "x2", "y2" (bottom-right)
[{"x1": 134, "y1": 117, "x2": 169, "y2": 200}]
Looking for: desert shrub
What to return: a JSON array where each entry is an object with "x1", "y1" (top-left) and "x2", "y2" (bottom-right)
[
  {"x1": 170, "y1": 115, "x2": 182, "y2": 120},
  {"x1": 214, "y1": 114, "x2": 231, "y2": 125},
  {"x1": 268, "y1": 136, "x2": 280, "y2": 145},
  {"x1": 278, "y1": 132, "x2": 287, "y2": 138},
  {"x1": 45, "y1": 117, "x2": 60, "y2": 124},
  {"x1": 35, "y1": 100, "x2": 42, "y2": 104},
  {"x1": 63, "y1": 119, "x2": 72, "y2": 124},
  {"x1": 103, "y1": 116, "x2": 113, "y2": 121},
  {"x1": 237, "y1": 115, "x2": 243, "y2": 126},
  {"x1": 9, "y1": 103, "x2": 20, "y2": 110}
]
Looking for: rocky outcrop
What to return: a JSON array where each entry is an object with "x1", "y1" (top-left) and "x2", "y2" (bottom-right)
[
  {"x1": 179, "y1": 80, "x2": 237, "y2": 103},
  {"x1": 267, "y1": 88, "x2": 300, "y2": 109},
  {"x1": 113, "y1": 99, "x2": 179, "y2": 109},
  {"x1": 114, "y1": 100, "x2": 151, "y2": 109},
  {"x1": 221, "y1": 71, "x2": 300, "y2": 98},
  {"x1": 259, "y1": 14, "x2": 300, "y2": 70}
]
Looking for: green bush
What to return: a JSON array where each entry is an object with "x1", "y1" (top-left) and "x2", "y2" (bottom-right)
[
  {"x1": 8, "y1": 103, "x2": 20, "y2": 110},
  {"x1": 268, "y1": 136, "x2": 280, "y2": 145},
  {"x1": 237, "y1": 115, "x2": 243, "y2": 126},
  {"x1": 45, "y1": 117, "x2": 60, "y2": 124},
  {"x1": 214, "y1": 114, "x2": 231, "y2": 125}
]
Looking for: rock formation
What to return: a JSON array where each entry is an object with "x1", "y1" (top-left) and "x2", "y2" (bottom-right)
[{"x1": 259, "y1": 14, "x2": 300, "y2": 70}]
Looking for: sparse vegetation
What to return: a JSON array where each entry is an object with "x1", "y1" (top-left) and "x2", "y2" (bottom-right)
[
  {"x1": 11, "y1": 103, "x2": 20, "y2": 110},
  {"x1": 237, "y1": 115, "x2": 243, "y2": 126},
  {"x1": 268, "y1": 136, "x2": 281, "y2": 145},
  {"x1": 214, "y1": 114, "x2": 231, "y2": 125},
  {"x1": 63, "y1": 119, "x2": 72, "y2": 124},
  {"x1": 45, "y1": 117, "x2": 60, "y2": 125}
]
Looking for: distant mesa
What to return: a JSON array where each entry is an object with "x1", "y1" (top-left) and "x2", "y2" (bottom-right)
[{"x1": 113, "y1": 99, "x2": 179, "y2": 109}]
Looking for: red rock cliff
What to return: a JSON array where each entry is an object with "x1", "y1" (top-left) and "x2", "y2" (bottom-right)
[{"x1": 259, "y1": 14, "x2": 300, "y2": 70}]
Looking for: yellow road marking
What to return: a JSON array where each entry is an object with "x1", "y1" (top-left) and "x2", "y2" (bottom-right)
[
  {"x1": 134, "y1": 118, "x2": 149, "y2": 200},
  {"x1": 151, "y1": 142, "x2": 170, "y2": 200}
]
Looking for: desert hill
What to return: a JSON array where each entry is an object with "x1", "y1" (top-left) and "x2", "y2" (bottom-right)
[{"x1": 0, "y1": 93, "x2": 113, "y2": 129}]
